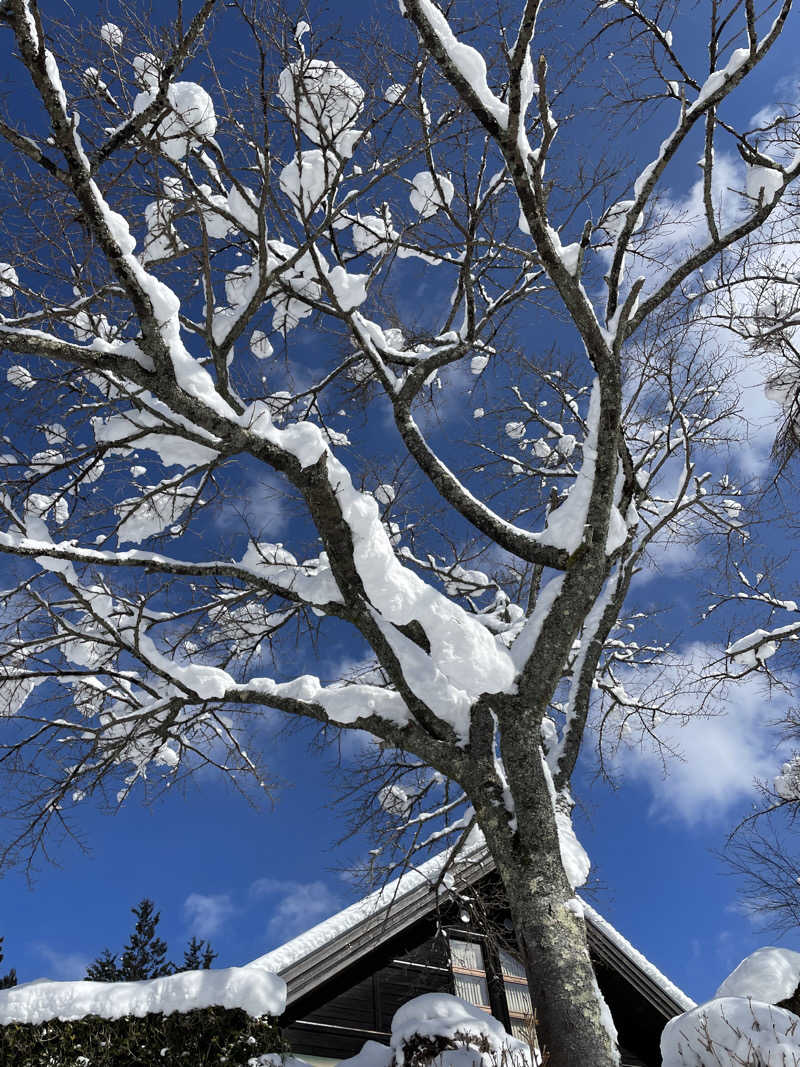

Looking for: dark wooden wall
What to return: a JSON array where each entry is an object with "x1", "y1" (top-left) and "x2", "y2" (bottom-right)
[
  {"x1": 282, "y1": 901, "x2": 669, "y2": 1066},
  {"x1": 284, "y1": 915, "x2": 453, "y2": 1059}
]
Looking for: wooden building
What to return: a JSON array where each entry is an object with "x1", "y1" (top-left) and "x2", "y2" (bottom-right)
[{"x1": 251, "y1": 850, "x2": 692, "y2": 1067}]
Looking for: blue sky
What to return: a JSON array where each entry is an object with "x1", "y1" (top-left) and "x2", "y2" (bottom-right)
[{"x1": 1, "y1": 0, "x2": 800, "y2": 1015}]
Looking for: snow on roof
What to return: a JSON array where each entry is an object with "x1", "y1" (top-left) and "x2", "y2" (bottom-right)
[
  {"x1": 249, "y1": 840, "x2": 488, "y2": 977},
  {"x1": 247, "y1": 842, "x2": 694, "y2": 1016}
]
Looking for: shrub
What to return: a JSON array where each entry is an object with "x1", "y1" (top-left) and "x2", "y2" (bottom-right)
[{"x1": 0, "y1": 1005, "x2": 286, "y2": 1066}]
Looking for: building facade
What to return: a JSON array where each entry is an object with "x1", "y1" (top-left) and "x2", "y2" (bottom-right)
[{"x1": 252, "y1": 853, "x2": 692, "y2": 1067}]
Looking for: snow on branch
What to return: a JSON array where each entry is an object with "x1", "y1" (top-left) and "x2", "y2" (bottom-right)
[{"x1": 0, "y1": 13, "x2": 796, "y2": 1060}]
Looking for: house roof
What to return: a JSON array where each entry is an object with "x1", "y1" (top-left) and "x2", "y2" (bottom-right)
[{"x1": 248, "y1": 843, "x2": 695, "y2": 1020}]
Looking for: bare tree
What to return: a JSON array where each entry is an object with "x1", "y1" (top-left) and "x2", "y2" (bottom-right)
[
  {"x1": 702, "y1": 542, "x2": 800, "y2": 934},
  {"x1": 0, "y1": 1, "x2": 797, "y2": 1064}
]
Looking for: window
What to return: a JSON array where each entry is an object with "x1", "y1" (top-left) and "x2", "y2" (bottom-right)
[
  {"x1": 449, "y1": 936, "x2": 538, "y2": 1056},
  {"x1": 499, "y1": 949, "x2": 535, "y2": 1043},
  {"x1": 449, "y1": 938, "x2": 491, "y2": 1012}
]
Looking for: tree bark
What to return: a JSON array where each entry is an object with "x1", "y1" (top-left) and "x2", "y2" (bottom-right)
[
  {"x1": 504, "y1": 864, "x2": 618, "y2": 1067},
  {"x1": 473, "y1": 732, "x2": 619, "y2": 1067}
]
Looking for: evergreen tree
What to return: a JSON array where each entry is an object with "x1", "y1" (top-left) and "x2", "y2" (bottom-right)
[
  {"x1": 118, "y1": 899, "x2": 171, "y2": 981},
  {"x1": 87, "y1": 899, "x2": 171, "y2": 981},
  {"x1": 85, "y1": 947, "x2": 122, "y2": 983},
  {"x1": 183, "y1": 936, "x2": 217, "y2": 971},
  {"x1": 0, "y1": 937, "x2": 16, "y2": 989},
  {"x1": 86, "y1": 899, "x2": 217, "y2": 981}
]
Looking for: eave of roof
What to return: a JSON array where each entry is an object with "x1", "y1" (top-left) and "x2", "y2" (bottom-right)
[{"x1": 248, "y1": 846, "x2": 695, "y2": 1019}]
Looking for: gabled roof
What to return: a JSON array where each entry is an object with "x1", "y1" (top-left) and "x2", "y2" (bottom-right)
[{"x1": 249, "y1": 844, "x2": 695, "y2": 1020}]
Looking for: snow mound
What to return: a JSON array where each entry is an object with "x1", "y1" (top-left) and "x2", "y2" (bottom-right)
[
  {"x1": 0, "y1": 965, "x2": 285, "y2": 1025},
  {"x1": 391, "y1": 993, "x2": 532, "y2": 1067},
  {"x1": 661, "y1": 997, "x2": 800, "y2": 1067},
  {"x1": 715, "y1": 947, "x2": 800, "y2": 1003},
  {"x1": 338, "y1": 1041, "x2": 394, "y2": 1067}
]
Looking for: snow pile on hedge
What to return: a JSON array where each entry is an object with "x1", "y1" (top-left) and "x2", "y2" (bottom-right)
[
  {"x1": 661, "y1": 997, "x2": 800, "y2": 1067},
  {"x1": 390, "y1": 994, "x2": 532, "y2": 1067},
  {"x1": 251, "y1": 995, "x2": 533, "y2": 1067},
  {"x1": 661, "y1": 947, "x2": 800, "y2": 1066},
  {"x1": 0, "y1": 964, "x2": 285, "y2": 1025},
  {"x1": 715, "y1": 946, "x2": 800, "y2": 1002}
]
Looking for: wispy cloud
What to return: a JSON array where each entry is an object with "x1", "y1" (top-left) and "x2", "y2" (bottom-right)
[
  {"x1": 725, "y1": 898, "x2": 772, "y2": 930},
  {"x1": 250, "y1": 877, "x2": 340, "y2": 941},
  {"x1": 34, "y1": 943, "x2": 90, "y2": 981},
  {"x1": 595, "y1": 144, "x2": 783, "y2": 476},
  {"x1": 214, "y1": 469, "x2": 289, "y2": 542},
  {"x1": 604, "y1": 643, "x2": 795, "y2": 825},
  {"x1": 184, "y1": 892, "x2": 235, "y2": 938}
]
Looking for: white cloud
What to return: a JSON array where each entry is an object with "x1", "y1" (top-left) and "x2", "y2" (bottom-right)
[
  {"x1": 603, "y1": 643, "x2": 795, "y2": 825},
  {"x1": 725, "y1": 898, "x2": 772, "y2": 930},
  {"x1": 184, "y1": 892, "x2": 234, "y2": 938},
  {"x1": 250, "y1": 877, "x2": 340, "y2": 941},
  {"x1": 652, "y1": 150, "x2": 797, "y2": 474},
  {"x1": 34, "y1": 943, "x2": 90, "y2": 980},
  {"x1": 654, "y1": 153, "x2": 744, "y2": 262},
  {"x1": 597, "y1": 144, "x2": 784, "y2": 475},
  {"x1": 214, "y1": 471, "x2": 289, "y2": 540}
]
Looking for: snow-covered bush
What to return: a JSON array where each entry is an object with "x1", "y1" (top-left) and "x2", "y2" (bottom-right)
[
  {"x1": 390, "y1": 994, "x2": 533, "y2": 1067},
  {"x1": 311, "y1": 994, "x2": 534, "y2": 1067},
  {"x1": 0, "y1": 963, "x2": 286, "y2": 1066},
  {"x1": 661, "y1": 948, "x2": 800, "y2": 1066},
  {"x1": 0, "y1": 1005, "x2": 286, "y2": 1066}
]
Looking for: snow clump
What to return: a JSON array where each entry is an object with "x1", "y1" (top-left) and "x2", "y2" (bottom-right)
[
  {"x1": 378, "y1": 783, "x2": 409, "y2": 815},
  {"x1": 279, "y1": 149, "x2": 333, "y2": 217},
  {"x1": 745, "y1": 164, "x2": 784, "y2": 205},
  {"x1": 227, "y1": 184, "x2": 259, "y2": 234},
  {"x1": 278, "y1": 59, "x2": 364, "y2": 148},
  {"x1": 7, "y1": 365, "x2": 34, "y2": 390},
  {"x1": 132, "y1": 52, "x2": 161, "y2": 89},
  {"x1": 115, "y1": 482, "x2": 199, "y2": 544},
  {"x1": 100, "y1": 22, "x2": 123, "y2": 48},
  {"x1": 727, "y1": 628, "x2": 779, "y2": 667},
  {"x1": 599, "y1": 200, "x2": 643, "y2": 239},
  {"x1": 0, "y1": 263, "x2": 18, "y2": 297},
  {"x1": 250, "y1": 330, "x2": 274, "y2": 359},
  {"x1": 133, "y1": 81, "x2": 216, "y2": 160},
  {"x1": 410, "y1": 171, "x2": 455, "y2": 218},
  {"x1": 775, "y1": 756, "x2": 800, "y2": 802},
  {"x1": 352, "y1": 214, "x2": 398, "y2": 257}
]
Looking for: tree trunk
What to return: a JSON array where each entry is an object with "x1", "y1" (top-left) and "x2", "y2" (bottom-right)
[
  {"x1": 473, "y1": 726, "x2": 620, "y2": 1067},
  {"x1": 503, "y1": 862, "x2": 618, "y2": 1067},
  {"x1": 481, "y1": 831, "x2": 620, "y2": 1067}
]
